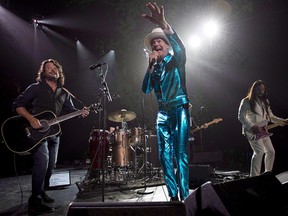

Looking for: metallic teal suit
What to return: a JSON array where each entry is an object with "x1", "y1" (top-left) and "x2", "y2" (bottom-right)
[{"x1": 142, "y1": 30, "x2": 190, "y2": 200}]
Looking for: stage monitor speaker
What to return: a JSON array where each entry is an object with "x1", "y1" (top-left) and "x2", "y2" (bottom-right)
[
  {"x1": 189, "y1": 164, "x2": 213, "y2": 189},
  {"x1": 184, "y1": 172, "x2": 287, "y2": 216},
  {"x1": 66, "y1": 201, "x2": 186, "y2": 216}
]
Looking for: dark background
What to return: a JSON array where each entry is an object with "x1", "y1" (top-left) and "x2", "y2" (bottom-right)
[{"x1": 1, "y1": 0, "x2": 288, "y2": 177}]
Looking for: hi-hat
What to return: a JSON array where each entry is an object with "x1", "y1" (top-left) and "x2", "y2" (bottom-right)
[{"x1": 108, "y1": 109, "x2": 136, "y2": 122}]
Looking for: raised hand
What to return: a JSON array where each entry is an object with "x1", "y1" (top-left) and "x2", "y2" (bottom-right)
[{"x1": 142, "y1": 2, "x2": 169, "y2": 30}]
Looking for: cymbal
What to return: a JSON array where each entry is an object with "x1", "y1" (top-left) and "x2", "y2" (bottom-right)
[{"x1": 108, "y1": 109, "x2": 136, "y2": 122}]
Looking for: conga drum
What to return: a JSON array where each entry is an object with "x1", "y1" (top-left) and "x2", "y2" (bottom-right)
[
  {"x1": 89, "y1": 129, "x2": 111, "y2": 169},
  {"x1": 112, "y1": 129, "x2": 130, "y2": 166}
]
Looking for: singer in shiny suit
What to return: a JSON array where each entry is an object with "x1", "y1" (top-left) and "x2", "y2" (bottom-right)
[{"x1": 141, "y1": 2, "x2": 190, "y2": 201}]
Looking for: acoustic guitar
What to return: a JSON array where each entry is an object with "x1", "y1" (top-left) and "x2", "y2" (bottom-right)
[{"x1": 1, "y1": 103, "x2": 102, "y2": 155}]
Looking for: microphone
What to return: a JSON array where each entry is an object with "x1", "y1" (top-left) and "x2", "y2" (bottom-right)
[
  {"x1": 149, "y1": 58, "x2": 156, "y2": 69},
  {"x1": 89, "y1": 63, "x2": 106, "y2": 70}
]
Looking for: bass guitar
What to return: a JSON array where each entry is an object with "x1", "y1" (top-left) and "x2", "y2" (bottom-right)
[
  {"x1": 1, "y1": 103, "x2": 102, "y2": 155},
  {"x1": 190, "y1": 118, "x2": 223, "y2": 134},
  {"x1": 244, "y1": 119, "x2": 287, "y2": 141}
]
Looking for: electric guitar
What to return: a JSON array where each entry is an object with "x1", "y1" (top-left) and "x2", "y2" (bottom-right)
[
  {"x1": 244, "y1": 119, "x2": 287, "y2": 141},
  {"x1": 1, "y1": 103, "x2": 102, "y2": 155},
  {"x1": 190, "y1": 118, "x2": 223, "y2": 134}
]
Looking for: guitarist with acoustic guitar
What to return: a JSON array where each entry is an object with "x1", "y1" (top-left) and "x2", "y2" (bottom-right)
[
  {"x1": 10, "y1": 59, "x2": 90, "y2": 215},
  {"x1": 238, "y1": 80, "x2": 288, "y2": 178}
]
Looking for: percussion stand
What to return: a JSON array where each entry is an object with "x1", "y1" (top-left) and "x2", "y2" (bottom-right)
[
  {"x1": 137, "y1": 96, "x2": 153, "y2": 195},
  {"x1": 98, "y1": 64, "x2": 113, "y2": 202},
  {"x1": 130, "y1": 144, "x2": 138, "y2": 178}
]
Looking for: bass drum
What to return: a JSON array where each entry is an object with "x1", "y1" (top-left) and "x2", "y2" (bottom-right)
[{"x1": 89, "y1": 129, "x2": 111, "y2": 169}]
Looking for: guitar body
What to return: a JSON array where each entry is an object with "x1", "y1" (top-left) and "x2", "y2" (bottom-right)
[
  {"x1": 244, "y1": 120, "x2": 272, "y2": 141},
  {"x1": 1, "y1": 111, "x2": 61, "y2": 155}
]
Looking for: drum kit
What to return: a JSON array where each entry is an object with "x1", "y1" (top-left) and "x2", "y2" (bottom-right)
[{"x1": 88, "y1": 109, "x2": 157, "y2": 182}]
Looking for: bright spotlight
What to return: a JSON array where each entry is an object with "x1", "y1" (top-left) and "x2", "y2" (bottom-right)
[
  {"x1": 203, "y1": 20, "x2": 220, "y2": 38},
  {"x1": 32, "y1": 19, "x2": 43, "y2": 28},
  {"x1": 189, "y1": 34, "x2": 202, "y2": 49},
  {"x1": 31, "y1": 14, "x2": 44, "y2": 28}
]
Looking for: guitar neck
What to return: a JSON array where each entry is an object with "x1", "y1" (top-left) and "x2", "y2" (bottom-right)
[
  {"x1": 205, "y1": 122, "x2": 215, "y2": 127},
  {"x1": 267, "y1": 122, "x2": 284, "y2": 130},
  {"x1": 191, "y1": 122, "x2": 211, "y2": 133},
  {"x1": 48, "y1": 110, "x2": 83, "y2": 126},
  {"x1": 190, "y1": 118, "x2": 223, "y2": 133}
]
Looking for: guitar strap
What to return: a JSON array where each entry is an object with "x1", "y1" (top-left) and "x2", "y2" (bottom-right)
[
  {"x1": 62, "y1": 87, "x2": 85, "y2": 107},
  {"x1": 257, "y1": 100, "x2": 270, "y2": 122},
  {"x1": 62, "y1": 87, "x2": 76, "y2": 99},
  {"x1": 55, "y1": 88, "x2": 62, "y2": 99}
]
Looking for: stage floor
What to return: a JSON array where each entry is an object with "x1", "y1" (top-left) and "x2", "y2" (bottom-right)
[
  {"x1": 2, "y1": 166, "x2": 286, "y2": 216},
  {"x1": 0, "y1": 166, "x2": 192, "y2": 216}
]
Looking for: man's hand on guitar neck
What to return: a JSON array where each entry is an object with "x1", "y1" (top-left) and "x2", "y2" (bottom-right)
[
  {"x1": 81, "y1": 107, "x2": 90, "y2": 118},
  {"x1": 203, "y1": 123, "x2": 208, "y2": 129}
]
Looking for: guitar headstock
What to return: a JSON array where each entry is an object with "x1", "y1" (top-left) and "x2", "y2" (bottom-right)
[
  {"x1": 89, "y1": 103, "x2": 103, "y2": 113},
  {"x1": 212, "y1": 118, "x2": 223, "y2": 124}
]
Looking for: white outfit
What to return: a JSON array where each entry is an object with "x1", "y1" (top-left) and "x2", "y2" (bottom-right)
[{"x1": 238, "y1": 97, "x2": 284, "y2": 176}]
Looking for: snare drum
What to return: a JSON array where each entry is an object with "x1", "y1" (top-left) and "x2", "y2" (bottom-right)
[
  {"x1": 129, "y1": 127, "x2": 143, "y2": 146},
  {"x1": 112, "y1": 129, "x2": 130, "y2": 166},
  {"x1": 89, "y1": 129, "x2": 111, "y2": 169}
]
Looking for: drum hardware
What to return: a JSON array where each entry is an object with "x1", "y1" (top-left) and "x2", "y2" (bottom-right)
[
  {"x1": 85, "y1": 107, "x2": 159, "y2": 186},
  {"x1": 108, "y1": 109, "x2": 137, "y2": 177},
  {"x1": 136, "y1": 128, "x2": 154, "y2": 195},
  {"x1": 108, "y1": 109, "x2": 137, "y2": 123},
  {"x1": 129, "y1": 127, "x2": 144, "y2": 146},
  {"x1": 129, "y1": 144, "x2": 145, "y2": 178},
  {"x1": 129, "y1": 145, "x2": 137, "y2": 177},
  {"x1": 108, "y1": 111, "x2": 134, "y2": 182}
]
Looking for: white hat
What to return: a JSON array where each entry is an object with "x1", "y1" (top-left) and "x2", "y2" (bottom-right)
[{"x1": 144, "y1": 27, "x2": 170, "y2": 52}]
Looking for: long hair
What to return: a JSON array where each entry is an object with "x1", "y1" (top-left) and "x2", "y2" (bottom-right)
[
  {"x1": 36, "y1": 59, "x2": 65, "y2": 87},
  {"x1": 246, "y1": 80, "x2": 270, "y2": 114}
]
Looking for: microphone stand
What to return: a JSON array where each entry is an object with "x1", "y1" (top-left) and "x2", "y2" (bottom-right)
[{"x1": 98, "y1": 64, "x2": 112, "y2": 202}]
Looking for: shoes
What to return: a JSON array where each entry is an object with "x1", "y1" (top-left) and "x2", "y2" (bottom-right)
[
  {"x1": 41, "y1": 192, "x2": 55, "y2": 203},
  {"x1": 28, "y1": 196, "x2": 55, "y2": 215},
  {"x1": 170, "y1": 195, "x2": 179, "y2": 202}
]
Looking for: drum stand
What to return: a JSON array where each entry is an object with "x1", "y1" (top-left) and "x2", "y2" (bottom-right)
[
  {"x1": 130, "y1": 144, "x2": 142, "y2": 178},
  {"x1": 137, "y1": 127, "x2": 154, "y2": 195}
]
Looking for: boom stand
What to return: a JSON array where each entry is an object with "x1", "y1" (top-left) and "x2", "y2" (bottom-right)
[{"x1": 98, "y1": 66, "x2": 113, "y2": 202}]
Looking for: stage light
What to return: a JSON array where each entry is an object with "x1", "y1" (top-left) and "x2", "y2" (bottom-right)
[
  {"x1": 32, "y1": 19, "x2": 41, "y2": 28},
  {"x1": 31, "y1": 14, "x2": 44, "y2": 28},
  {"x1": 202, "y1": 20, "x2": 220, "y2": 39},
  {"x1": 189, "y1": 34, "x2": 202, "y2": 50}
]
